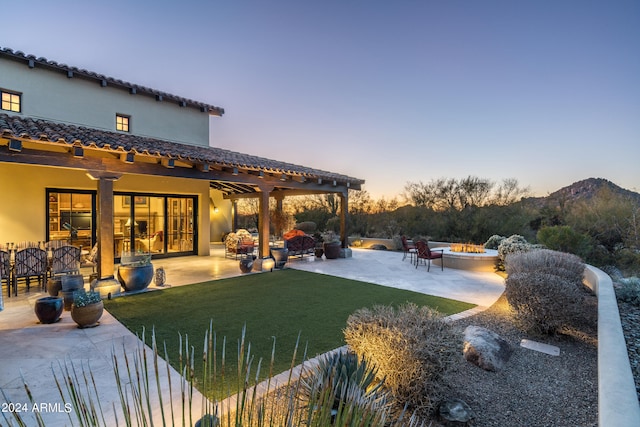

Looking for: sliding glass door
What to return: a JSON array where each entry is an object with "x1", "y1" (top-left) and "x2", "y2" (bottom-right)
[{"x1": 114, "y1": 193, "x2": 196, "y2": 259}]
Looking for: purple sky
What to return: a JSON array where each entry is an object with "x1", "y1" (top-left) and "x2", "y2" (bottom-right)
[{"x1": 4, "y1": 0, "x2": 639, "y2": 199}]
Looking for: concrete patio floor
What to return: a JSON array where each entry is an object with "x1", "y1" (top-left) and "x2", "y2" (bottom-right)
[{"x1": 0, "y1": 245, "x2": 505, "y2": 426}]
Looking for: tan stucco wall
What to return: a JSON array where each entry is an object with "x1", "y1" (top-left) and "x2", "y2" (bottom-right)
[
  {"x1": 1, "y1": 59, "x2": 210, "y2": 146},
  {"x1": 0, "y1": 163, "x2": 219, "y2": 255}
]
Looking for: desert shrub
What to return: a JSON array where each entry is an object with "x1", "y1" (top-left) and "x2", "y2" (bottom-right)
[
  {"x1": 505, "y1": 250, "x2": 591, "y2": 334},
  {"x1": 506, "y1": 249, "x2": 585, "y2": 284},
  {"x1": 536, "y1": 225, "x2": 592, "y2": 260},
  {"x1": 496, "y1": 234, "x2": 536, "y2": 270},
  {"x1": 344, "y1": 303, "x2": 459, "y2": 417},
  {"x1": 295, "y1": 221, "x2": 317, "y2": 234},
  {"x1": 484, "y1": 234, "x2": 505, "y2": 250},
  {"x1": 615, "y1": 276, "x2": 640, "y2": 307},
  {"x1": 298, "y1": 350, "x2": 391, "y2": 425}
]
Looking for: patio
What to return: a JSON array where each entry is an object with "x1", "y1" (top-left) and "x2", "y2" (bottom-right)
[{"x1": 0, "y1": 245, "x2": 505, "y2": 425}]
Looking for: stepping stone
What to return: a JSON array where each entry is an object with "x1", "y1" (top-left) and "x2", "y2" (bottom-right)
[{"x1": 520, "y1": 339, "x2": 560, "y2": 356}]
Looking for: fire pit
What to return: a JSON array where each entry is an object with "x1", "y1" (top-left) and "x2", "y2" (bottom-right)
[
  {"x1": 449, "y1": 243, "x2": 486, "y2": 253},
  {"x1": 435, "y1": 244, "x2": 499, "y2": 272}
]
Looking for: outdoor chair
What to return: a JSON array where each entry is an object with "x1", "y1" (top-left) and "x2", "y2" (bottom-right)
[
  {"x1": 80, "y1": 243, "x2": 98, "y2": 273},
  {"x1": 401, "y1": 235, "x2": 416, "y2": 262},
  {"x1": 0, "y1": 250, "x2": 11, "y2": 297},
  {"x1": 414, "y1": 240, "x2": 444, "y2": 272},
  {"x1": 12, "y1": 247, "x2": 48, "y2": 295},
  {"x1": 51, "y1": 245, "x2": 81, "y2": 277}
]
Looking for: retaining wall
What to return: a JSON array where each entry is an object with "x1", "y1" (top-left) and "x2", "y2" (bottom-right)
[{"x1": 584, "y1": 265, "x2": 640, "y2": 426}]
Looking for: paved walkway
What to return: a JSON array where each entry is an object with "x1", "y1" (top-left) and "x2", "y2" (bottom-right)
[{"x1": 0, "y1": 246, "x2": 504, "y2": 426}]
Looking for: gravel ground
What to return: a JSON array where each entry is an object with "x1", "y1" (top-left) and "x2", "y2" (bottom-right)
[
  {"x1": 437, "y1": 294, "x2": 598, "y2": 427},
  {"x1": 618, "y1": 300, "x2": 640, "y2": 400}
]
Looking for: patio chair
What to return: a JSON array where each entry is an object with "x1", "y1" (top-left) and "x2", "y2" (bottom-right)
[
  {"x1": 51, "y1": 245, "x2": 81, "y2": 277},
  {"x1": 80, "y1": 243, "x2": 98, "y2": 273},
  {"x1": 12, "y1": 247, "x2": 48, "y2": 295},
  {"x1": 0, "y1": 250, "x2": 11, "y2": 297},
  {"x1": 414, "y1": 240, "x2": 444, "y2": 272},
  {"x1": 401, "y1": 235, "x2": 416, "y2": 262}
]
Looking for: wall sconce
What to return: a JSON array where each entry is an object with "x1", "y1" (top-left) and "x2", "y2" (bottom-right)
[
  {"x1": 258, "y1": 171, "x2": 264, "y2": 179},
  {"x1": 232, "y1": 167, "x2": 239, "y2": 176},
  {"x1": 8, "y1": 139, "x2": 22, "y2": 152},
  {"x1": 280, "y1": 174, "x2": 287, "y2": 181},
  {"x1": 210, "y1": 198, "x2": 219, "y2": 213}
]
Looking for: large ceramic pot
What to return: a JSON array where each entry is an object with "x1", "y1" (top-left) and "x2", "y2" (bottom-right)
[
  {"x1": 47, "y1": 277, "x2": 62, "y2": 296},
  {"x1": 118, "y1": 264, "x2": 154, "y2": 292},
  {"x1": 270, "y1": 248, "x2": 289, "y2": 269},
  {"x1": 61, "y1": 274, "x2": 84, "y2": 292},
  {"x1": 239, "y1": 257, "x2": 254, "y2": 273},
  {"x1": 323, "y1": 242, "x2": 341, "y2": 259},
  {"x1": 71, "y1": 301, "x2": 104, "y2": 328},
  {"x1": 35, "y1": 296, "x2": 64, "y2": 324}
]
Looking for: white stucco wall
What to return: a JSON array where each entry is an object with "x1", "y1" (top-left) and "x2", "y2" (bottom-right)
[{"x1": 1, "y1": 59, "x2": 210, "y2": 146}]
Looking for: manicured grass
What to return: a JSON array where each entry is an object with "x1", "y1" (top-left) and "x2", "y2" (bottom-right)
[{"x1": 104, "y1": 269, "x2": 474, "y2": 398}]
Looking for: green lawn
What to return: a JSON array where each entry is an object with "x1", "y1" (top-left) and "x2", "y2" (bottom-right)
[{"x1": 104, "y1": 269, "x2": 474, "y2": 398}]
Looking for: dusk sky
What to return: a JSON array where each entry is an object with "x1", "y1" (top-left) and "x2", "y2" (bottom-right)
[{"x1": 4, "y1": 1, "x2": 639, "y2": 199}]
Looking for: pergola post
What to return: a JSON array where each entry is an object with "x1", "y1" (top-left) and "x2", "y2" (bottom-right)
[
  {"x1": 257, "y1": 185, "x2": 274, "y2": 259},
  {"x1": 87, "y1": 171, "x2": 122, "y2": 298},
  {"x1": 339, "y1": 190, "x2": 348, "y2": 248}
]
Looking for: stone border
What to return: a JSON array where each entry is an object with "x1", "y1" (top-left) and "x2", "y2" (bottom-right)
[{"x1": 584, "y1": 265, "x2": 640, "y2": 426}]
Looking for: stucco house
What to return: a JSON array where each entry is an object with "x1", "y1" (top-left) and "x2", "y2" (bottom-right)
[{"x1": 0, "y1": 47, "x2": 363, "y2": 291}]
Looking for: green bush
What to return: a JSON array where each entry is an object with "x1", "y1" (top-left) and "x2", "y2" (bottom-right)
[
  {"x1": 536, "y1": 225, "x2": 592, "y2": 259},
  {"x1": 505, "y1": 250, "x2": 592, "y2": 334},
  {"x1": 344, "y1": 303, "x2": 459, "y2": 417}
]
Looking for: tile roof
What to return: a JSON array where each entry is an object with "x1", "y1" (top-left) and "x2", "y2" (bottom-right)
[
  {"x1": 0, "y1": 113, "x2": 365, "y2": 187},
  {"x1": 0, "y1": 47, "x2": 224, "y2": 116}
]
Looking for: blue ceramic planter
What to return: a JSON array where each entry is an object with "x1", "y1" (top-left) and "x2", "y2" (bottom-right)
[
  {"x1": 117, "y1": 264, "x2": 154, "y2": 292},
  {"x1": 35, "y1": 296, "x2": 64, "y2": 324}
]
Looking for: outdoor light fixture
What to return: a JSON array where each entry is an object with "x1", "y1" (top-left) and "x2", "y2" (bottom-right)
[
  {"x1": 258, "y1": 171, "x2": 264, "y2": 179},
  {"x1": 8, "y1": 139, "x2": 22, "y2": 152},
  {"x1": 162, "y1": 158, "x2": 175, "y2": 168},
  {"x1": 280, "y1": 174, "x2": 287, "y2": 181},
  {"x1": 73, "y1": 146, "x2": 84, "y2": 158},
  {"x1": 232, "y1": 167, "x2": 239, "y2": 176},
  {"x1": 210, "y1": 197, "x2": 219, "y2": 213},
  {"x1": 261, "y1": 257, "x2": 275, "y2": 272}
]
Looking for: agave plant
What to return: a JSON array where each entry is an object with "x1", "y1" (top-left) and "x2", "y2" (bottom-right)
[{"x1": 297, "y1": 349, "x2": 391, "y2": 425}]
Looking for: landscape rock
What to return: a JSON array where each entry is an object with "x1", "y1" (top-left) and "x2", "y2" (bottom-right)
[
  {"x1": 463, "y1": 325, "x2": 513, "y2": 371},
  {"x1": 438, "y1": 398, "x2": 475, "y2": 426}
]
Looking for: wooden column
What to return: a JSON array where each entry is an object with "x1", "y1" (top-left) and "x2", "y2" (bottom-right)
[
  {"x1": 96, "y1": 176, "x2": 117, "y2": 279},
  {"x1": 257, "y1": 185, "x2": 273, "y2": 258},
  {"x1": 339, "y1": 191, "x2": 348, "y2": 248}
]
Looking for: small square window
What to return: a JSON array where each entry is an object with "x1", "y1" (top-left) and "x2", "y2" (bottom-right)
[
  {"x1": 1, "y1": 90, "x2": 21, "y2": 113},
  {"x1": 116, "y1": 114, "x2": 130, "y2": 132}
]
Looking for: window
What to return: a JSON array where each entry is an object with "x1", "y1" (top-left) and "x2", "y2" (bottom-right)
[
  {"x1": 116, "y1": 114, "x2": 130, "y2": 132},
  {"x1": 1, "y1": 90, "x2": 21, "y2": 112}
]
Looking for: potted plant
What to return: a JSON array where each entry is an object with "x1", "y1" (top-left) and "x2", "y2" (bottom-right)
[
  {"x1": 313, "y1": 232, "x2": 324, "y2": 258},
  {"x1": 322, "y1": 231, "x2": 341, "y2": 259},
  {"x1": 117, "y1": 252, "x2": 154, "y2": 292},
  {"x1": 71, "y1": 290, "x2": 103, "y2": 328}
]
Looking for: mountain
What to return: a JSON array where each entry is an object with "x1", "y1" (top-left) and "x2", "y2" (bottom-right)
[{"x1": 524, "y1": 178, "x2": 640, "y2": 207}]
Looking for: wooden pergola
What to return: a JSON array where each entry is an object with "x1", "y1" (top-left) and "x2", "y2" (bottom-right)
[{"x1": 0, "y1": 113, "x2": 364, "y2": 282}]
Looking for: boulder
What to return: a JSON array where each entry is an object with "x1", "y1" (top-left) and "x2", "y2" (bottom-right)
[
  {"x1": 463, "y1": 325, "x2": 513, "y2": 371},
  {"x1": 438, "y1": 398, "x2": 475, "y2": 426}
]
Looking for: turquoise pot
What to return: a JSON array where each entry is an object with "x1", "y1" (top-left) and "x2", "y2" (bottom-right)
[{"x1": 118, "y1": 264, "x2": 154, "y2": 292}]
